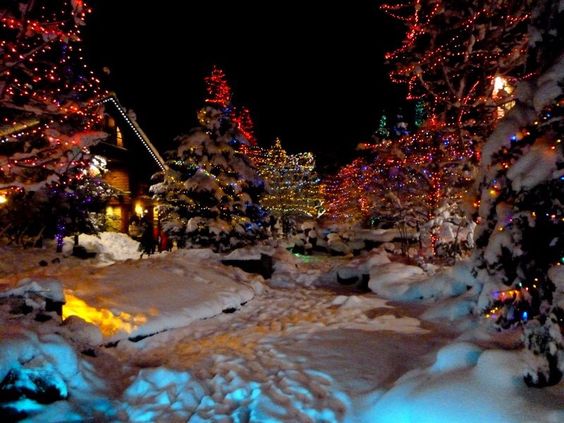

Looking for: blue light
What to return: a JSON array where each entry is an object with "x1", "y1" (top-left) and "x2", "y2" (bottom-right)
[
  {"x1": 510, "y1": 135, "x2": 517, "y2": 142},
  {"x1": 522, "y1": 311, "x2": 528, "y2": 322}
]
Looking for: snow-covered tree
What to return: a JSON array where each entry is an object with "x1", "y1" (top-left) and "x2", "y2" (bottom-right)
[
  {"x1": 151, "y1": 69, "x2": 268, "y2": 251},
  {"x1": 0, "y1": 0, "x2": 108, "y2": 249},
  {"x1": 474, "y1": 1, "x2": 563, "y2": 387},
  {"x1": 245, "y1": 138, "x2": 323, "y2": 225}
]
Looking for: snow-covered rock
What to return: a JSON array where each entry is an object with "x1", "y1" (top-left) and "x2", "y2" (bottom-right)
[{"x1": 368, "y1": 262, "x2": 426, "y2": 299}]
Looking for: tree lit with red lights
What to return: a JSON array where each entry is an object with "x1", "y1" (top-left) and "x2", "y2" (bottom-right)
[
  {"x1": 382, "y1": 0, "x2": 533, "y2": 144},
  {"x1": 0, "y1": 0, "x2": 109, "y2": 247}
]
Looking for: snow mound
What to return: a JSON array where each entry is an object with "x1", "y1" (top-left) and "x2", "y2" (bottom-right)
[
  {"x1": 63, "y1": 232, "x2": 140, "y2": 264},
  {"x1": 0, "y1": 327, "x2": 111, "y2": 421},
  {"x1": 223, "y1": 245, "x2": 276, "y2": 261},
  {"x1": 269, "y1": 247, "x2": 322, "y2": 288},
  {"x1": 362, "y1": 343, "x2": 564, "y2": 423},
  {"x1": 62, "y1": 250, "x2": 260, "y2": 340},
  {"x1": 121, "y1": 367, "x2": 205, "y2": 422},
  {"x1": 368, "y1": 262, "x2": 426, "y2": 300},
  {"x1": 1, "y1": 278, "x2": 64, "y2": 303}
]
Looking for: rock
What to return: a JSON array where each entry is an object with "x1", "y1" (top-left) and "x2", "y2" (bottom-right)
[
  {"x1": 221, "y1": 253, "x2": 274, "y2": 279},
  {"x1": 71, "y1": 245, "x2": 96, "y2": 259},
  {"x1": 0, "y1": 368, "x2": 67, "y2": 406},
  {"x1": 62, "y1": 316, "x2": 103, "y2": 345}
]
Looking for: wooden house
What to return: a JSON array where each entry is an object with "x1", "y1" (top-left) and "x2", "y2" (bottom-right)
[{"x1": 94, "y1": 96, "x2": 166, "y2": 234}]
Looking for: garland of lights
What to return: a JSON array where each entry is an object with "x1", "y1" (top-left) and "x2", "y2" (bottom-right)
[
  {"x1": 100, "y1": 96, "x2": 166, "y2": 171},
  {"x1": 324, "y1": 122, "x2": 475, "y2": 232}
]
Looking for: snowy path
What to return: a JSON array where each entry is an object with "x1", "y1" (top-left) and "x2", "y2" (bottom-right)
[
  {"x1": 110, "y1": 286, "x2": 453, "y2": 422},
  {"x1": 3, "y1": 239, "x2": 562, "y2": 422}
]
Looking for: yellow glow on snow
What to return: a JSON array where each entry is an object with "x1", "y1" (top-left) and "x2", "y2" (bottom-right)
[{"x1": 63, "y1": 289, "x2": 147, "y2": 337}]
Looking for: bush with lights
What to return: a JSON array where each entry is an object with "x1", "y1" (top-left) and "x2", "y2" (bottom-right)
[
  {"x1": 150, "y1": 67, "x2": 269, "y2": 251},
  {"x1": 0, "y1": 0, "x2": 110, "y2": 249}
]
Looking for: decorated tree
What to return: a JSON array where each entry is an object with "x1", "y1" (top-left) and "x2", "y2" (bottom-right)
[
  {"x1": 370, "y1": 125, "x2": 476, "y2": 258},
  {"x1": 204, "y1": 66, "x2": 256, "y2": 145},
  {"x1": 322, "y1": 157, "x2": 379, "y2": 226},
  {"x1": 375, "y1": 112, "x2": 390, "y2": 139},
  {"x1": 382, "y1": 0, "x2": 534, "y2": 146},
  {"x1": 377, "y1": 0, "x2": 541, "y2": 260},
  {"x1": 414, "y1": 100, "x2": 426, "y2": 128},
  {"x1": 150, "y1": 68, "x2": 268, "y2": 251},
  {"x1": 245, "y1": 138, "x2": 323, "y2": 230},
  {"x1": 474, "y1": 1, "x2": 563, "y2": 387},
  {"x1": 0, "y1": 0, "x2": 108, "y2": 249}
]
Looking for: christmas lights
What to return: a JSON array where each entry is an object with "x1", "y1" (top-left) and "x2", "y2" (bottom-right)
[
  {"x1": 382, "y1": 0, "x2": 533, "y2": 144},
  {"x1": 244, "y1": 138, "x2": 323, "y2": 220},
  {"x1": 150, "y1": 70, "x2": 268, "y2": 251},
  {"x1": 0, "y1": 0, "x2": 110, "y2": 246}
]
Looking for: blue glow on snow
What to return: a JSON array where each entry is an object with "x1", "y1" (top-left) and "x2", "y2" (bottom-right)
[{"x1": 227, "y1": 387, "x2": 248, "y2": 402}]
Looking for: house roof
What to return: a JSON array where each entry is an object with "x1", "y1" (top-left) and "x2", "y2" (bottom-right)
[{"x1": 99, "y1": 95, "x2": 166, "y2": 171}]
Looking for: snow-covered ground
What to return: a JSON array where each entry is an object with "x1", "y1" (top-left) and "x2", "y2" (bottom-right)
[{"x1": 0, "y1": 233, "x2": 563, "y2": 422}]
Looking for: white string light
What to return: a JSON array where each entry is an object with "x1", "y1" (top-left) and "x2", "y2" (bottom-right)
[{"x1": 100, "y1": 96, "x2": 166, "y2": 171}]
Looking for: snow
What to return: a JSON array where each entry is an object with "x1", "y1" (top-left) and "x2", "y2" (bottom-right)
[
  {"x1": 506, "y1": 139, "x2": 559, "y2": 191},
  {"x1": 61, "y1": 249, "x2": 259, "y2": 340},
  {"x1": 1, "y1": 238, "x2": 563, "y2": 421},
  {"x1": 368, "y1": 262, "x2": 426, "y2": 299},
  {"x1": 121, "y1": 367, "x2": 205, "y2": 422},
  {"x1": 1, "y1": 278, "x2": 64, "y2": 303},
  {"x1": 0, "y1": 327, "x2": 112, "y2": 421},
  {"x1": 363, "y1": 344, "x2": 564, "y2": 423},
  {"x1": 64, "y1": 232, "x2": 141, "y2": 264}
]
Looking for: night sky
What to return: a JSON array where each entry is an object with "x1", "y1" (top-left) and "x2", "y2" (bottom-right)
[{"x1": 84, "y1": 1, "x2": 407, "y2": 171}]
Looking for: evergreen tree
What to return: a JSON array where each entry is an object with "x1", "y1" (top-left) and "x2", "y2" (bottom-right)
[
  {"x1": 414, "y1": 100, "x2": 426, "y2": 129},
  {"x1": 474, "y1": 1, "x2": 564, "y2": 386},
  {"x1": 246, "y1": 138, "x2": 323, "y2": 226},
  {"x1": 0, "y1": 0, "x2": 108, "y2": 248},
  {"x1": 376, "y1": 113, "x2": 390, "y2": 139},
  {"x1": 151, "y1": 68, "x2": 268, "y2": 251}
]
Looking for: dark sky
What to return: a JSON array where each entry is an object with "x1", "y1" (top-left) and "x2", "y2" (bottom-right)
[{"x1": 83, "y1": 1, "x2": 407, "y2": 170}]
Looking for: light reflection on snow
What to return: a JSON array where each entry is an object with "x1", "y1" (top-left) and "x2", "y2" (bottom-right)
[{"x1": 62, "y1": 289, "x2": 147, "y2": 336}]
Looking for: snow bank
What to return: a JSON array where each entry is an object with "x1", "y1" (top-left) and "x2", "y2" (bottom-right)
[
  {"x1": 61, "y1": 249, "x2": 261, "y2": 340},
  {"x1": 368, "y1": 262, "x2": 426, "y2": 299},
  {"x1": 0, "y1": 327, "x2": 112, "y2": 421},
  {"x1": 63, "y1": 232, "x2": 140, "y2": 264},
  {"x1": 269, "y1": 247, "x2": 323, "y2": 288},
  {"x1": 1, "y1": 278, "x2": 64, "y2": 303},
  {"x1": 366, "y1": 257, "x2": 480, "y2": 308},
  {"x1": 120, "y1": 367, "x2": 205, "y2": 422},
  {"x1": 361, "y1": 342, "x2": 564, "y2": 423},
  {"x1": 0, "y1": 232, "x2": 140, "y2": 280}
]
